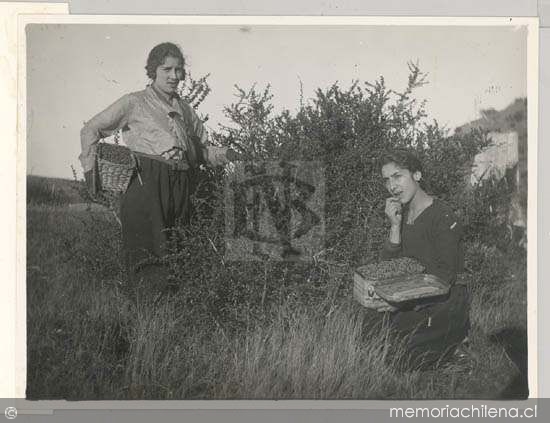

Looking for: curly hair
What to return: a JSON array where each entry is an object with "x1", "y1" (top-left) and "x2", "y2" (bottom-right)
[
  {"x1": 145, "y1": 42, "x2": 185, "y2": 80},
  {"x1": 379, "y1": 148, "x2": 423, "y2": 175}
]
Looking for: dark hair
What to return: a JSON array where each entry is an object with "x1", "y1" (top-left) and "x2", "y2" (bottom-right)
[
  {"x1": 145, "y1": 42, "x2": 185, "y2": 80},
  {"x1": 379, "y1": 149, "x2": 423, "y2": 174}
]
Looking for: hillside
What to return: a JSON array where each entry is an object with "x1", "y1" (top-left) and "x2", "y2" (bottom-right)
[
  {"x1": 455, "y1": 98, "x2": 527, "y2": 135},
  {"x1": 27, "y1": 175, "x2": 85, "y2": 205},
  {"x1": 456, "y1": 98, "x2": 528, "y2": 232}
]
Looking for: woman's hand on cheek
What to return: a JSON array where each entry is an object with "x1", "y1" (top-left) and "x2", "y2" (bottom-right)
[{"x1": 385, "y1": 197, "x2": 402, "y2": 227}]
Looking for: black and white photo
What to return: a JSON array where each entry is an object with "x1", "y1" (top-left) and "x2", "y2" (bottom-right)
[{"x1": 20, "y1": 16, "x2": 537, "y2": 400}]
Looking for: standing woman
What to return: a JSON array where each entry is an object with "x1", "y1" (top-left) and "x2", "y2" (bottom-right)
[
  {"x1": 80, "y1": 42, "x2": 236, "y2": 284},
  {"x1": 380, "y1": 149, "x2": 470, "y2": 369}
]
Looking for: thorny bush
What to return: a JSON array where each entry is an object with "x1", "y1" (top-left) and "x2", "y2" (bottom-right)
[
  {"x1": 209, "y1": 63, "x2": 514, "y2": 263},
  {"x1": 92, "y1": 63, "x2": 520, "y2": 332}
]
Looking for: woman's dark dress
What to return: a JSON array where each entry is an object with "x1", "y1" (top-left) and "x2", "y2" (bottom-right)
[{"x1": 381, "y1": 198, "x2": 470, "y2": 369}]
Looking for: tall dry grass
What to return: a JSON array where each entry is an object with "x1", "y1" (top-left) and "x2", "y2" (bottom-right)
[{"x1": 27, "y1": 200, "x2": 528, "y2": 400}]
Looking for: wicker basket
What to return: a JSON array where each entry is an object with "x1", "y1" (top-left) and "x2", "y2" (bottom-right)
[{"x1": 96, "y1": 142, "x2": 136, "y2": 193}]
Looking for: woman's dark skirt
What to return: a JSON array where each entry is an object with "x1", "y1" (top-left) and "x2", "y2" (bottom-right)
[
  {"x1": 120, "y1": 155, "x2": 194, "y2": 278},
  {"x1": 390, "y1": 284, "x2": 470, "y2": 370}
]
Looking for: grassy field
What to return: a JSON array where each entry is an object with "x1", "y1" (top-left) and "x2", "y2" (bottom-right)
[{"x1": 26, "y1": 177, "x2": 528, "y2": 400}]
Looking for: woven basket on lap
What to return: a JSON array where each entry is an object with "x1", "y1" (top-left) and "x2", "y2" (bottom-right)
[{"x1": 96, "y1": 142, "x2": 136, "y2": 193}]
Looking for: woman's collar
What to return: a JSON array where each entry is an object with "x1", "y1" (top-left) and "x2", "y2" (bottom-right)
[{"x1": 149, "y1": 84, "x2": 179, "y2": 107}]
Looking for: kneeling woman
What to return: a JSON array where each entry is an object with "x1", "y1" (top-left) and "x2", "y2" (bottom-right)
[{"x1": 380, "y1": 149, "x2": 469, "y2": 369}]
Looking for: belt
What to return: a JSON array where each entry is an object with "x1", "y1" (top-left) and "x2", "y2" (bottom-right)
[{"x1": 132, "y1": 151, "x2": 191, "y2": 171}]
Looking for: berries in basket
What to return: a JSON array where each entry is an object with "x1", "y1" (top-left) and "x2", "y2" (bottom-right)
[
  {"x1": 96, "y1": 142, "x2": 136, "y2": 193},
  {"x1": 353, "y1": 257, "x2": 449, "y2": 312}
]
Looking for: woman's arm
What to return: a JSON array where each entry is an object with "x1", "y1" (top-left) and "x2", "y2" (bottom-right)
[
  {"x1": 380, "y1": 238, "x2": 402, "y2": 259},
  {"x1": 79, "y1": 94, "x2": 132, "y2": 173},
  {"x1": 380, "y1": 197, "x2": 403, "y2": 259},
  {"x1": 181, "y1": 104, "x2": 225, "y2": 167},
  {"x1": 185, "y1": 104, "x2": 243, "y2": 166}
]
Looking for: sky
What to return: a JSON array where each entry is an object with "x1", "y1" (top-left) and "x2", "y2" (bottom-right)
[{"x1": 26, "y1": 23, "x2": 528, "y2": 178}]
